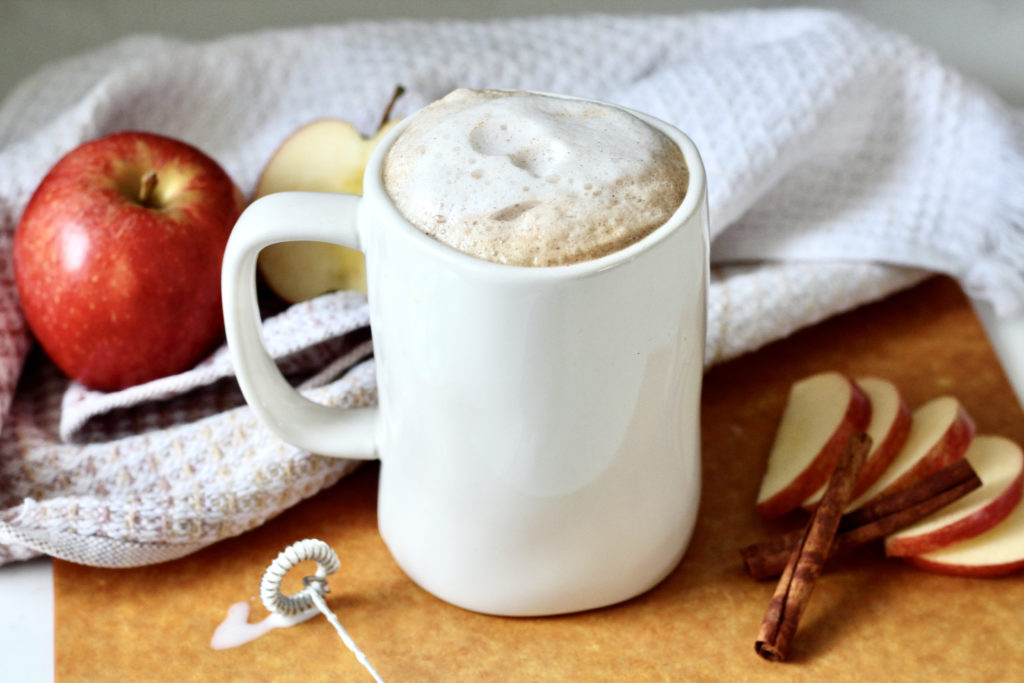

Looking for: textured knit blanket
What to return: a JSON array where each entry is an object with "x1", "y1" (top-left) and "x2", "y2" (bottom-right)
[{"x1": 0, "y1": 9, "x2": 1021, "y2": 567}]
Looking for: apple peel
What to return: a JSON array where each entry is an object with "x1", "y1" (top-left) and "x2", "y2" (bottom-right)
[{"x1": 756, "y1": 372, "x2": 871, "y2": 519}]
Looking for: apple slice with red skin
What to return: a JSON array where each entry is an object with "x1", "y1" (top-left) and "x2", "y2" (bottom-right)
[
  {"x1": 846, "y1": 396, "x2": 975, "y2": 511},
  {"x1": 885, "y1": 435, "x2": 1023, "y2": 557},
  {"x1": 756, "y1": 372, "x2": 871, "y2": 518},
  {"x1": 802, "y1": 376, "x2": 912, "y2": 509},
  {"x1": 904, "y1": 439, "x2": 1024, "y2": 577},
  {"x1": 906, "y1": 509, "x2": 1024, "y2": 577}
]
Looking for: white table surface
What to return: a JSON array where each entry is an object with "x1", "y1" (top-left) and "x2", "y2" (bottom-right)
[{"x1": 2, "y1": 2, "x2": 1022, "y2": 681}]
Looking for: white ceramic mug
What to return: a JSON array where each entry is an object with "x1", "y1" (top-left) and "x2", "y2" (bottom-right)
[{"x1": 222, "y1": 95, "x2": 709, "y2": 616}]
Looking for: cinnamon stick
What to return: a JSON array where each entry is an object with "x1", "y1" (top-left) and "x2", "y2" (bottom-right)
[
  {"x1": 839, "y1": 457, "x2": 978, "y2": 530},
  {"x1": 741, "y1": 458, "x2": 981, "y2": 580},
  {"x1": 754, "y1": 432, "x2": 870, "y2": 662}
]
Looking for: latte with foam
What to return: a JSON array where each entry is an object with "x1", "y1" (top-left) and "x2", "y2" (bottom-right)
[{"x1": 382, "y1": 89, "x2": 688, "y2": 267}]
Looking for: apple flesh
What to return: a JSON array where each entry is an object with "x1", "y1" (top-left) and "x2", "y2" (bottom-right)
[
  {"x1": 13, "y1": 131, "x2": 244, "y2": 391},
  {"x1": 846, "y1": 396, "x2": 975, "y2": 511},
  {"x1": 802, "y1": 376, "x2": 911, "y2": 508},
  {"x1": 885, "y1": 435, "x2": 1024, "y2": 557},
  {"x1": 756, "y1": 371, "x2": 871, "y2": 518},
  {"x1": 255, "y1": 112, "x2": 399, "y2": 303}
]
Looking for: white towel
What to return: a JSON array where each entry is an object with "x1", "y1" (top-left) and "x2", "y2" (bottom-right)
[{"x1": 0, "y1": 9, "x2": 1019, "y2": 566}]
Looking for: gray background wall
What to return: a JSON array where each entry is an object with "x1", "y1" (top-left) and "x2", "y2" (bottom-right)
[{"x1": 2, "y1": 1, "x2": 1023, "y2": 108}]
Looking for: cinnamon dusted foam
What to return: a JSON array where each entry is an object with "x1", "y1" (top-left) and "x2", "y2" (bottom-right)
[{"x1": 382, "y1": 89, "x2": 688, "y2": 267}]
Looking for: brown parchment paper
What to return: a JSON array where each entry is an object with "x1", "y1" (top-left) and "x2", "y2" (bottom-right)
[{"x1": 55, "y1": 276, "x2": 1024, "y2": 681}]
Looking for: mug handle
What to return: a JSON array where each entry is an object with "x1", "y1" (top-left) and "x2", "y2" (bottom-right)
[{"x1": 221, "y1": 191, "x2": 378, "y2": 459}]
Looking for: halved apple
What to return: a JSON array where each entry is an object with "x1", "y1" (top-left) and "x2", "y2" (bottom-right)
[
  {"x1": 802, "y1": 376, "x2": 911, "y2": 509},
  {"x1": 255, "y1": 87, "x2": 403, "y2": 302},
  {"x1": 756, "y1": 372, "x2": 871, "y2": 518},
  {"x1": 884, "y1": 435, "x2": 1023, "y2": 557},
  {"x1": 846, "y1": 396, "x2": 975, "y2": 511}
]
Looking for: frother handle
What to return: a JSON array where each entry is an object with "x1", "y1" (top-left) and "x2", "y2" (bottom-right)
[{"x1": 221, "y1": 191, "x2": 377, "y2": 459}]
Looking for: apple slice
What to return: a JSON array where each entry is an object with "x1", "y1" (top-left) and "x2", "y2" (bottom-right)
[
  {"x1": 846, "y1": 396, "x2": 975, "y2": 511},
  {"x1": 904, "y1": 450, "x2": 1024, "y2": 577},
  {"x1": 802, "y1": 377, "x2": 911, "y2": 508},
  {"x1": 756, "y1": 372, "x2": 871, "y2": 518},
  {"x1": 884, "y1": 435, "x2": 1023, "y2": 557}
]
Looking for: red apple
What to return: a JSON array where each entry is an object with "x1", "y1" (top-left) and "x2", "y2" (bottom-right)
[
  {"x1": 756, "y1": 371, "x2": 871, "y2": 518},
  {"x1": 13, "y1": 131, "x2": 245, "y2": 391},
  {"x1": 885, "y1": 435, "x2": 1023, "y2": 557}
]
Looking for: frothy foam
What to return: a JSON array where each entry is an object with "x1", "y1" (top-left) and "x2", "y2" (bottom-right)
[{"x1": 382, "y1": 89, "x2": 688, "y2": 267}]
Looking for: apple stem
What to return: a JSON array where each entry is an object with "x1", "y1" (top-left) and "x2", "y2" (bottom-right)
[
  {"x1": 138, "y1": 171, "x2": 158, "y2": 206},
  {"x1": 377, "y1": 85, "x2": 405, "y2": 130}
]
